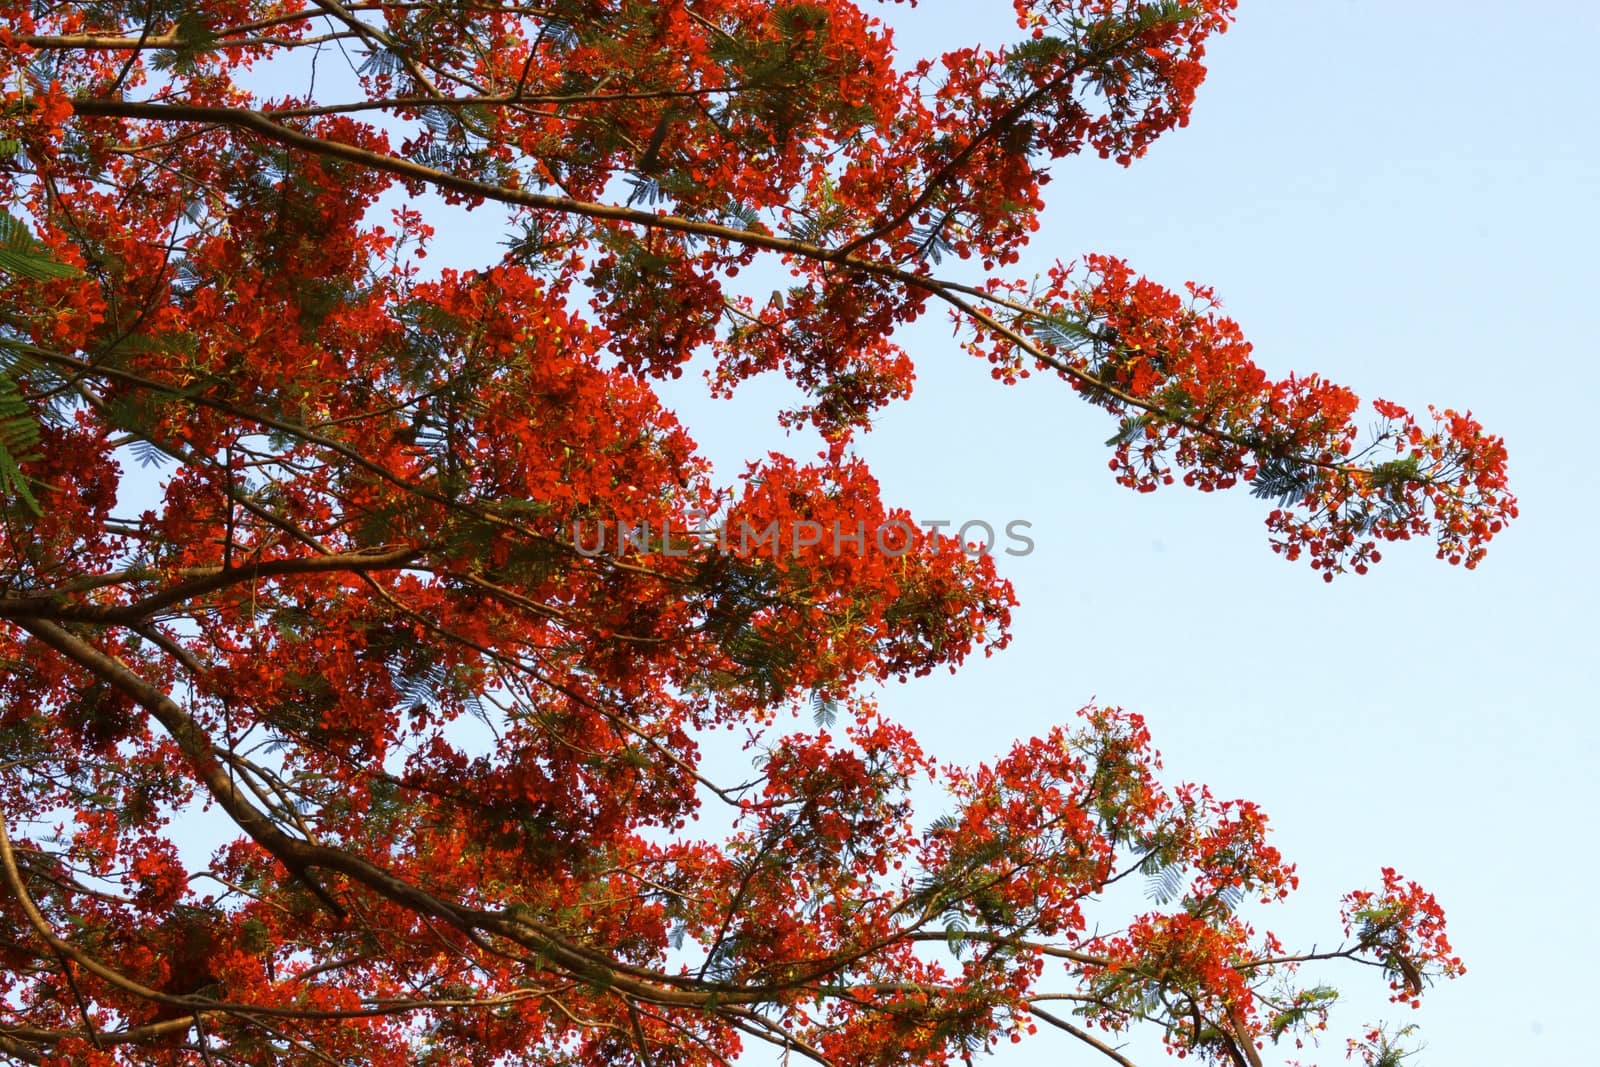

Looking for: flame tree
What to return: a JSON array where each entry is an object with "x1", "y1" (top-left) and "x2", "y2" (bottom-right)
[{"x1": 0, "y1": 2, "x2": 1512, "y2": 1065}]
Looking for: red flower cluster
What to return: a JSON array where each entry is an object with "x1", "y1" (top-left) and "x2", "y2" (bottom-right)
[
  {"x1": 1342, "y1": 868, "x2": 1465, "y2": 1008},
  {"x1": 964, "y1": 255, "x2": 1516, "y2": 578}
]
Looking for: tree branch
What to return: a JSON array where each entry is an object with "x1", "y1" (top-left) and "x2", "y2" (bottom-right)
[
  {"x1": 0, "y1": 546, "x2": 425, "y2": 623},
  {"x1": 1029, "y1": 1005, "x2": 1140, "y2": 1067}
]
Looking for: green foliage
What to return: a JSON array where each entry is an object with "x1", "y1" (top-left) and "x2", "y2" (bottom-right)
[
  {"x1": 150, "y1": 10, "x2": 221, "y2": 74},
  {"x1": 1107, "y1": 413, "x2": 1156, "y2": 447},
  {"x1": 1143, "y1": 857, "x2": 1184, "y2": 904},
  {"x1": 1266, "y1": 984, "x2": 1338, "y2": 1039},
  {"x1": 1367, "y1": 455, "x2": 1424, "y2": 494},
  {"x1": 0, "y1": 368, "x2": 41, "y2": 514},
  {"x1": 0, "y1": 184, "x2": 88, "y2": 513},
  {"x1": 1249, "y1": 454, "x2": 1317, "y2": 509},
  {"x1": 1033, "y1": 311, "x2": 1105, "y2": 355},
  {"x1": 1357, "y1": 1023, "x2": 1424, "y2": 1067},
  {"x1": 0, "y1": 209, "x2": 82, "y2": 282}
]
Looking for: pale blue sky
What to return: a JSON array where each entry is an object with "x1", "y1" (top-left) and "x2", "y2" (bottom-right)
[
  {"x1": 639, "y1": 2, "x2": 1599, "y2": 1064},
  {"x1": 209, "y1": 2, "x2": 1597, "y2": 1063}
]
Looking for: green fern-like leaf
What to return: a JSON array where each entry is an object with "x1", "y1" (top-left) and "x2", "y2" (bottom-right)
[
  {"x1": 0, "y1": 371, "x2": 42, "y2": 514},
  {"x1": 150, "y1": 10, "x2": 221, "y2": 74},
  {"x1": 0, "y1": 210, "x2": 82, "y2": 281},
  {"x1": 1032, "y1": 313, "x2": 1101, "y2": 353},
  {"x1": 943, "y1": 911, "x2": 970, "y2": 958},
  {"x1": 1106, "y1": 413, "x2": 1156, "y2": 447},
  {"x1": 1143, "y1": 861, "x2": 1184, "y2": 904},
  {"x1": 0, "y1": 209, "x2": 81, "y2": 513},
  {"x1": 129, "y1": 438, "x2": 172, "y2": 469},
  {"x1": 1249, "y1": 454, "x2": 1317, "y2": 509}
]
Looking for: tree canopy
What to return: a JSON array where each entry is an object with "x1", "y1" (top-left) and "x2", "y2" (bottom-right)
[{"x1": 0, "y1": 2, "x2": 1514, "y2": 1065}]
